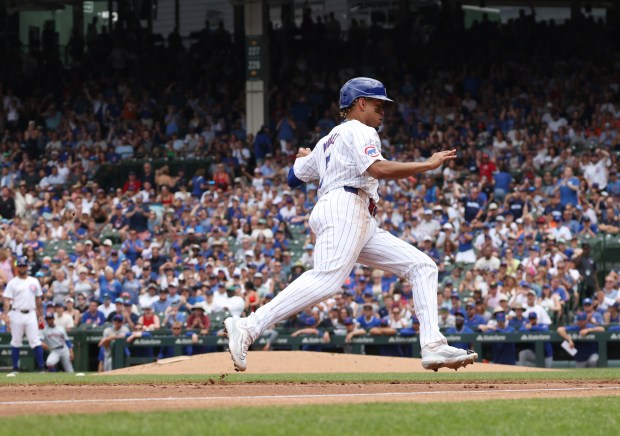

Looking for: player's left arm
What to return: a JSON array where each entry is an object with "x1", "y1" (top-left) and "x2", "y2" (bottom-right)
[
  {"x1": 35, "y1": 296, "x2": 43, "y2": 320},
  {"x1": 367, "y1": 150, "x2": 457, "y2": 180}
]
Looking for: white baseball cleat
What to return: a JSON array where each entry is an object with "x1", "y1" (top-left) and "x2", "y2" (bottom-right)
[
  {"x1": 421, "y1": 344, "x2": 478, "y2": 372},
  {"x1": 223, "y1": 317, "x2": 252, "y2": 372}
]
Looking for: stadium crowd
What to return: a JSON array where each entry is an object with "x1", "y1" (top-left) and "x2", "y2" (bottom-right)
[{"x1": 0, "y1": 6, "x2": 620, "y2": 368}]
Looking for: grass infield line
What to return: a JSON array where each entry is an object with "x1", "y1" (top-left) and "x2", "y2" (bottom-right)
[
  {"x1": 2, "y1": 397, "x2": 617, "y2": 435},
  {"x1": 1, "y1": 385, "x2": 619, "y2": 407}
]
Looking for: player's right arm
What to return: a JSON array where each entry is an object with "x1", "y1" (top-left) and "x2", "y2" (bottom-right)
[
  {"x1": 2, "y1": 296, "x2": 10, "y2": 325},
  {"x1": 367, "y1": 150, "x2": 457, "y2": 180},
  {"x1": 288, "y1": 148, "x2": 319, "y2": 188}
]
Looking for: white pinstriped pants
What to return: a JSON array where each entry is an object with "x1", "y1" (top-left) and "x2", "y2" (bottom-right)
[{"x1": 245, "y1": 189, "x2": 445, "y2": 349}]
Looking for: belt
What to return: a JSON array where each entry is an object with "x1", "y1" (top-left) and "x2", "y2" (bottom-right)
[
  {"x1": 52, "y1": 346, "x2": 64, "y2": 350},
  {"x1": 343, "y1": 186, "x2": 377, "y2": 217},
  {"x1": 12, "y1": 309, "x2": 30, "y2": 314}
]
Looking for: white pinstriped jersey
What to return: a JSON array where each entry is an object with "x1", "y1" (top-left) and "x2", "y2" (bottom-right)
[
  {"x1": 4, "y1": 276, "x2": 42, "y2": 311},
  {"x1": 293, "y1": 120, "x2": 385, "y2": 202}
]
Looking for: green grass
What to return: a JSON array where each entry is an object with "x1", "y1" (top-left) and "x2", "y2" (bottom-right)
[
  {"x1": 2, "y1": 397, "x2": 617, "y2": 435},
  {"x1": 1, "y1": 368, "x2": 620, "y2": 385}
]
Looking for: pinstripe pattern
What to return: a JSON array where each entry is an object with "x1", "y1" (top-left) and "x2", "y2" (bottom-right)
[
  {"x1": 243, "y1": 119, "x2": 446, "y2": 350},
  {"x1": 356, "y1": 227, "x2": 444, "y2": 348}
]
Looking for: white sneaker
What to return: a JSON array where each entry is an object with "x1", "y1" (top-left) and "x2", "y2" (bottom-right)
[
  {"x1": 224, "y1": 317, "x2": 252, "y2": 372},
  {"x1": 421, "y1": 344, "x2": 478, "y2": 372}
]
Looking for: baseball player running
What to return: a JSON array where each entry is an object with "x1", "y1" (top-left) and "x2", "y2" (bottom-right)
[
  {"x1": 2, "y1": 256, "x2": 46, "y2": 373},
  {"x1": 41, "y1": 313, "x2": 74, "y2": 372},
  {"x1": 225, "y1": 77, "x2": 477, "y2": 372}
]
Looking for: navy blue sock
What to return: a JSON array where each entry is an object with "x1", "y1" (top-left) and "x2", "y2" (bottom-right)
[
  {"x1": 11, "y1": 347, "x2": 20, "y2": 371},
  {"x1": 33, "y1": 346, "x2": 45, "y2": 370}
]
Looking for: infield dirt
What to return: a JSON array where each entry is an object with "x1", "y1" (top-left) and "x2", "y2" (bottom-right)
[
  {"x1": 107, "y1": 351, "x2": 549, "y2": 375},
  {"x1": 2, "y1": 352, "x2": 618, "y2": 417}
]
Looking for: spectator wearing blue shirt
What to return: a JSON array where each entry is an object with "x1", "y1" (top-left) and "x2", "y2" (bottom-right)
[
  {"x1": 518, "y1": 312, "x2": 553, "y2": 368},
  {"x1": 487, "y1": 312, "x2": 517, "y2": 365},
  {"x1": 158, "y1": 322, "x2": 199, "y2": 359},
  {"x1": 555, "y1": 167, "x2": 580, "y2": 207},
  {"x1": 152, "y1": 288, "x2": 172, "y2": 315},
  {"x1": 464, "y1": 301, "x2": 486, "y2": 331},
  {"x1": 493, "y1": 162, "x2": 512, "y2": 202},
  {"x1": 290, "y1": 317, "x2": 329, "y2": 352},
  {"x1": 463, "y1": 186, "x2": 487, "y2": 222},
  {"x1": 356, "y1": 304, "x2": 382, "y2": 329},
  {"x1": 121, "y1": 230, "x2": 144, "y2": 264},
  {"x1": 582, "y1": 298, "x2": 604, "y2": 325},
  {"x1": 445, "y1": 311, "x2": 474, "y2": 350},
  {"x1": 455, "y1": 221, "x2": 476, "y2": 264},
  {"x1": 99, "y1": 267, "x2": 122, "y2": 300},
  {"x1": 508, "y1": 304, "x2": 528, "y2": 331},
  {"x1": 607, "y1": 171, "x2": 620, "y2": 197},
  {"x1": 80, "y1": 300, "x2": 106, "y2": 327},
  {"x1": 557, "y1": 312, "x2": 605, "y2": 368}
]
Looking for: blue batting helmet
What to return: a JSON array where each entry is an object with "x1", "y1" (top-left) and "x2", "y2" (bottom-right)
[{"x1": 339, "y1": 77, "x2": 395, "y2": 109}]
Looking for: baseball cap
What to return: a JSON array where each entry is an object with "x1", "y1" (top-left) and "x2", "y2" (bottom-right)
[
  {"x1": 575, "y1": 312, "x2": 587, "y2": 321},
  {"x1": 45, "y1": 313, "x2": 55, "y2": 319},
  {"x1": 583, "y1": 298, "x2": 593, "y2": 305},
  {"x1": 114, "y1": 297, "x2": 124, "y2": 304},
  {"x1": 112, "y1": 314, "x2": 123, "y2": 322},
  {"x1": 16, "y1": 256, "x2": 28, "y2": 266},
  {"x1": 528, "y1": 312, "x2": 538, "y2": 319},
  {"x1": 423, "y1": 209, "x2": 432, "y2": 215},
  {"x1": 451, "y1": 292, "x2": 460, "y2": 299},
  {"x1": 103, "y1": 239, "x2": 113, "y2": 247},
  {"x1": 495, "y1": 312, "x2": 506, "y2": 322},
  {"x1": 305, "y1": 317, "x2": 316, "y2": 326},
  {"x1": 343, "y1": 317, "x2": 354, "y2": 325}
]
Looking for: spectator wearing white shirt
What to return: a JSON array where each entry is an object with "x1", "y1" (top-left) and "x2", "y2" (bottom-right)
[
  {"x1": 523, "y1": 290, "x2": 553, "y2": 325},
  {"x1": 580, "y1": 148, "x2": 611, "y2": 190},
  {"x1": 415, "y1": 209, "x2": 440, "y2": 239}
]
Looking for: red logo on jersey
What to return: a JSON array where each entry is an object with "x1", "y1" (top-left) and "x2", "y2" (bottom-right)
[
  {"x1": 29, "y1": 284, "x2": 37, "y2": 293},
  {"x1": 364, "y1": 145, "x2": 380, "y2": 158}
]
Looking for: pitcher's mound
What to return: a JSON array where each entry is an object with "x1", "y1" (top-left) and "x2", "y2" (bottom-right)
[{"x1": 106, "y1": 352, "x2": 550, "y2": 375}]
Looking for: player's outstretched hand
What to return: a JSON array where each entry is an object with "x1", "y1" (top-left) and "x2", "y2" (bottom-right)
[
  {"x1": 296, "y1": 148, "x2": 311, "y2": 158},
  {"x1": 427, "y1": 149, "x2": 457, "y2": 170}
]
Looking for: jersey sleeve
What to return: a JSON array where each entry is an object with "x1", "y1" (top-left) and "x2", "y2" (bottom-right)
[
  {"x1": 345, "y1": 124, "x2": 385, "y2": 173},
  {"x1": 33, "y1": 279, "x2": 43, "y2": 297},
  {"x1": 293, "y1": 152, "x2": 319, "y2": 182},
  {"x1": 4, "y1": 281, "x2": 14, "y2": 299}
]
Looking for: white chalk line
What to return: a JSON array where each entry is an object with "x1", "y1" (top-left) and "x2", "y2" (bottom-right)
[{"x1": 1, "y1": 386, "x2": 620, "y2": 406}]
